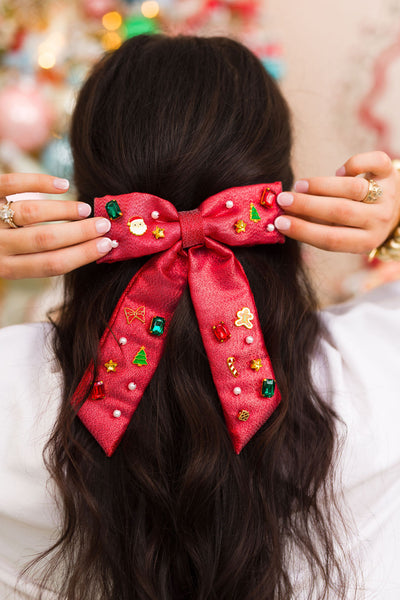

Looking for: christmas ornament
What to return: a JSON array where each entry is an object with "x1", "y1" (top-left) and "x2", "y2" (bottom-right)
[
  {"x1": 234, "y1": 219, "x2": 246, "y2": 233},
  {"x1": 250, "y1": 358, "x2": 262, "y2": 371},
  {"x1": 235, "y1": 307, "x2": 254, "y2": 329},
  {"x1": 132, "y1": 346, "x2": 148, "y2": 366},
  {"x1": 237, "y1": 409, "x2": 250, "y2": 421},
  {"x1": 104, "y1": 359, "x2": 118, "y2": 372},
  {"x1": 249, "y1": 202, "x2": 261, "y2": 222},
  {"x1": 41, "y1": 137, "x2": 74, "y2": 181},
  {"x1": 124, "y1": 305, "x2": 145, "y2": 324},
  {"x1": 227, "y1": 356, "x2": 239, "y2": 377},
  {"x1": 128, "y1": 217, "x2": 147, "y2": 236},
  {"x1": 152, "y1": 226, "x2": 165, "y2": 239}
]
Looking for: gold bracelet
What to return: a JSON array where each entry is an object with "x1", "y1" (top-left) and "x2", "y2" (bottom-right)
[{"x1": 368, "y1": 159, "x2": 400, "y2": 261}]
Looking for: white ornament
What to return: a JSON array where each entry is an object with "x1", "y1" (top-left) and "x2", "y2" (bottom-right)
[
  {"x1": 111, "y1": 240, "x2": 119, "y2": 248},
  {"x1": 119, "y1": 337, "x2": 127, "y2": 345},
  {"x1": 151, "y1": 211, "x2": 160, "y2": 219},
  {"x1": 245, "y1": 336, "x2": 254, "y2": 344},
  {"x1": 225, "y1": 200, "x2": 233, "y2": 209},
  {"x1": 128, "y1": 382, "x2": 137, "y2": 391},
  {"x1": 233, "y1": 387, "x2": 242, "y2": 395},
  {"x1": 113, "y1": 409, "x2": 122, "y2": 418},
  {"x1": 267, "y1": 224, "x2": 275, "y2": 232}
]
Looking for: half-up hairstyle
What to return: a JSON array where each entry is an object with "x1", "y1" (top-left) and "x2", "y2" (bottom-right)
[{"x1": 26, "y1": 35, "x2": 354, "y2": 599}]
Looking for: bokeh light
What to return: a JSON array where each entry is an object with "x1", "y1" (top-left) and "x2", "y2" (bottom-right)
[{"x1": 141, "y1": 1, "x2": 160, "y2": 19}]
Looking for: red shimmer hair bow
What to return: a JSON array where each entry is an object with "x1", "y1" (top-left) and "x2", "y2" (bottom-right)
[{"x1": 73, "y1": 183, "x2": 285, "y2": 456}]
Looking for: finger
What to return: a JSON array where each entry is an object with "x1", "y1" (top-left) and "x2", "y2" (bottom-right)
[
  {"x1": 0, "y1": 238, "x2": 113, "y2": 279},
  {"x1": 292, "y1": 176, "x2": 369, "y2": 202},
  {"x1": 336, "y1": 151, "x2": 392, "y2": 179},
  {"x1": 4, "y1": 199, "x2": 92, "y2": 227},
  {"x1": 3, "y1": 217, "x2": 111, "y2": 255},
  {"x1": 277, "y1": 191, "x2": 373, "y2": 229},
  {"x1": 0, "y1": 173, "x2": 70, "y2": 197},
  {"x1": 275, "y1": 215, "x2": 375, "y2": 254}
]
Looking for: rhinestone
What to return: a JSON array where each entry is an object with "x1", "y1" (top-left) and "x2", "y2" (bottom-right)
[
  {"x1": 212, "y1": 321, "x2": 231, "y2": 342},
  {"x1": 267, "y1": 224, "x2": 275, "y2": 232},
  {"x1": 113, "y1": 409, "x2": 122, "y2": 418},
  {"x1": 151, "y1": 211, "x2": 160, "y2": 219},
  {"x1": 225, "y1": 200, "x2": 233, "y2": 209},
  {"x1": 128, "y1": 382, "x2": 137, "y2": 391},
  {"x1": 149, "y1": 316, "x2": 166, "y2": 336},
  {"x1": 233, "y1": 387, "x2": 242, "y2": 395},
  {"x1": 90, "y1": 381, "x2": 105, "y2": 401},
  {"x1": 105, "y1": 199, "x2": 122, "y2": 220},
  {"x1": 261, "y1": 378, "x2": 276, "y2": 398},
  {"x1": 245, "y1": 336, "x2": 254, "y2": 344},
  {"x1": 119, "y1": 337, "x2": 127, "y2": 345}
]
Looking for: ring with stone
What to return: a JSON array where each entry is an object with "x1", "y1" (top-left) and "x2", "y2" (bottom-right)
[
  {"x1": 0, "y1": 198, "x2": 19, "y2": 228},
  {"x1": 362, "y1": 179, "x2": 383, "y2": 203}
]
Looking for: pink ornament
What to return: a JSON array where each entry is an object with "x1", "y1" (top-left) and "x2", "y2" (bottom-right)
[
  {"x1": 83, "y1": 0, "x2": 117, "y2": 18},
  {"x1": 0, "y1": 84, "x2": 54, "y2": 152}
]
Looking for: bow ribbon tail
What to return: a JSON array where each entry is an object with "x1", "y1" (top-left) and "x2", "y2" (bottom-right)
[
  {"x1": 74, "y1": 242, "x2": 188, "y2": 456},
  {"x1": 188, "y1": 239, "x2": 281, "y2": 453}
]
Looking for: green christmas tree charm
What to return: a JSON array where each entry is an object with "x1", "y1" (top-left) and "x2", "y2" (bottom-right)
[
  {"x1": 249, "y1": 202, "x2": 261, "y2": 222},
  {"x1": 132, "y1": 346, "x2": 148, "y2": 366}
]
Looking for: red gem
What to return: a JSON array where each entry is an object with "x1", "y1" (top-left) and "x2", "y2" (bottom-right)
[
  {"x1": 212, "y1": 321, "x2": 231, "y2": 342},
  {"x1": 91, "y1": 380, "x2": 106, "y2": 400},
  {"x1": 260, "y1": 188, "x2": 275, "y2": 207}
]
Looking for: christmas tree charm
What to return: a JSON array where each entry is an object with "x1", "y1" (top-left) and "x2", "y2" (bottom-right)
[
  {"x1": 132, "y1": 346, "x2": 148, "y2": 366},
  {"x1": 234, "y1": 219, "x2": 247, "y2": 233},
  {"x1": 261, "y1": 378, "x2": 276, "y2": 398},
  {"x1": 212, "y1": 321, "x2": 231, "y2": 342},
  {"x1": 249, "y1": 202, "x2": 261, "y2": 222},
  {"x1": 105, "y1": 199, "x2": 122, "y2": 220},
  {"x1": 124, "y1": 305, "x2": 145, "y2": 324},
  {"x1": 227, "y1": 356, "x2": 239, "y2": 377},
  {"x1": 260, "y1": 187, "x2": 275, "y2": 208},
  {"x1": 104, "y1": 359, "x2": 118, "y2": 372},
  {"x1": 237, "y1": 409, "x2": 250, "y2": 421},
  {"x1": 90, "y1": 380, "x2": 105, "y2": 401},
  {"x1": 149, "y1": 316, "x2": 166, "y2": 336},
  {"x1": 250, "y1": 358, "x2": 262, "y2": 371},
  {"x1": 235, "y1": 307, "x2": 254, "y2": 329},
  {"x1": 128, "y1": 217, "x2": 147, "y2": 236},
  {"x1": 152, "y1": 226, "x2": 165, "y2": 239}
]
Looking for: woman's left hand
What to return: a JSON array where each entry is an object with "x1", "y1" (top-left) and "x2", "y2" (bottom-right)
[{"x1": 274, "y1": 151, "x2": 400, "y2": 254}]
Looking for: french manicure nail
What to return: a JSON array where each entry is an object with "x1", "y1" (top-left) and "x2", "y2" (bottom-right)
[
  {"x1": 78, "y1": 203, "x2": 92, "y2": 217},
  {"x1": 97, "y1": 238, "x2": 113, "y2": 253},
  {"x1": 53, "y1": 178, "x2": 70, "y2": 190},
  {"x1": 277, "y1": 192, "x2": 294, "y2": 207},
  {"x1": 96, "y1": 218, "x2": 111, "y2": 234},
  {"x1": 294, "y1": 180, "x2": 309, "y2": 193},
  {"x1": 274, "y1": 216, "x2": 291, "y2": 231},
  {"x1": 336, "y1": 166, "x2": 346, "y2": 176}
]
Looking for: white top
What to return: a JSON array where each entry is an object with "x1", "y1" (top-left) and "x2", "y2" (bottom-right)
[{"x1": 1, "y1": 281, "x2": 400, "y2": 599}]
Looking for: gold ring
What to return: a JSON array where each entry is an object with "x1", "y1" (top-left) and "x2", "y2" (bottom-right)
[
  {"x1": 362, "y1": 179, "x2": 383, "y2": 203},
  {"x1": 0, "y1": 198, "x2": 19, "y2": 228}
]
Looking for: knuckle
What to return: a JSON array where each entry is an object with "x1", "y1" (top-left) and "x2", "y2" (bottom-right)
[
  {"x1": 0, "y1": 173, "x2": 16, "y2": 188},
  {"x1": 352, "y1": 178, "x2": 367, "y2": 199},
  {"x1": 42, "y1": 256, "x2": 63, "y2": 277},
  {"x1": 323, "y1": 230, "x2": 341, "y2": 252},
  {"x1": 33, "y1": 229, "x2": 55, "y2": 251},
  {"x1": 19, "y1": 202, "x2": 40, "y2": 223}
]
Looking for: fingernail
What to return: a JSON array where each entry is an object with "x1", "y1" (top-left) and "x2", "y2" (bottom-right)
[
  {"x1": 277, "y1": 192, "x2": 294, "y2": 207},
  {"x1": 97, "y1": 238, "x2": 113, "y2": 253},
  {"x1": 78, "y1": 203, "x2": 91, "y2": 217},
  {"x1": 294, "y1": 180, "x2": 309, "y2": 193},
  {"x1": 274, "y1": 216, "x2": 291, "y2": 231},
  {"x1": 96, "y1": 218, "x2": 111, "y2": 234},
  {"x1": 53, "y1": 178, "x2": 70, "y2": 190},
  {"x1": 336, "y1": 166, "x2": 346, "y2": 176}
]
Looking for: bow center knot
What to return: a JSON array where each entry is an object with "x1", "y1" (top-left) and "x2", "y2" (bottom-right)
[{"x1": 178, "y1": 208, "x2": 205, "y2": 249}]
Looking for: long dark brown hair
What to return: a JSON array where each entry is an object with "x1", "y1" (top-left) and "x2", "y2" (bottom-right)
[{"x1": 27, "y1": 35, "x2": 354, "y2": 599}]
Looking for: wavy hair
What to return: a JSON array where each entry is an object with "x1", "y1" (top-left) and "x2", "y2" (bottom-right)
[{"x1": 26, "y1": 35, "x2": 353, "y2": 599}]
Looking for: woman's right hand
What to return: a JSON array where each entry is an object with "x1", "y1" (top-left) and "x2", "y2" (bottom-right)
[
  {"x1": 275, "y1": 151, "x2": 400, "y2": 255},
  {"x1": 0, "y1": 173, "x2": 113, "y2": 279}
]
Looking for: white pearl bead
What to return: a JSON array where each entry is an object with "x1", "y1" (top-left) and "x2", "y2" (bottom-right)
[
  {"x1": 113, "y1": 409, "x2": 122, "y2": 418},
  {"x1": 245, "y1": 336, "x2": 254, "y2": 344},
  {"x1": 225, "y1": 200, "x2": 233, "y2": 209},
  {"x1": 267, "y1": 224, "x2": 275, "y2": 232},
  {"x1": 233, "y1": 387, "x2": 242, "y2": 395},
  {"x1": 111, "y1": 240, "x2": 119, "y2": 248},
  {"x1": 128, "y1": 382, "x2": 137, "y2": 391},
  {"x1": 119, "y1": 337, "x2": 127, "y2": 345},
  {"x1": 151, "y1": 211, "x2": 160, "y2": 219}
]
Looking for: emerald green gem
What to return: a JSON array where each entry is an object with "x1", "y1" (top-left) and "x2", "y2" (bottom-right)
[
  {"x1": 106, "y1": 200, "x2": 122, "y2": 220},
  {"x1": 149, "y1": 316, "x2": 166, "y2": 336},
  {"x1": 261, "y1": 378, "x2": 275, "y2": 398}
]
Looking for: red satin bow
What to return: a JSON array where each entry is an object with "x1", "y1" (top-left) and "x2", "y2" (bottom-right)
[{"x1": 73, "y1": 183, "x2": 284, "y2": 456}]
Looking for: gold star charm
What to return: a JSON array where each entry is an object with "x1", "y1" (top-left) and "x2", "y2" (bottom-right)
[
  {"x1": 235, "y1": 307, "x2": 254, "y2": 329},
  {"x1": 152, "y1": 226, "x2": 165, "y2": 239},
  {"x1": 104, "y1": 359, "x2": 118, "y2": 372},
  {"x1": 250, "y1": 358, "x2": 262, "y2": 372},
  {"x1": 234, "y1": 219, "x2": 246, "y2": 233}
]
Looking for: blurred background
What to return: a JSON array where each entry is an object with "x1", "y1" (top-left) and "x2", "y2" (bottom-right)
[{"x1": 1, "y1": 0, "x2": 400, "y2": 326}]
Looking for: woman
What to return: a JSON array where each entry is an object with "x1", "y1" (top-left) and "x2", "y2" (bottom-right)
[{"x1": 1, "y1": 35, "x2": 399, "y2": 599}]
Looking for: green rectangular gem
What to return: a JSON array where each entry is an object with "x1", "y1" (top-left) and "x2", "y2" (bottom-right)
[
  {"x1": 261, "y1": 378, "x2": 275, "y2": 398},
  {"x1": 106, "y1": 199, "x2": 123, "y2": 220},
  {"x1": 149, "y1": 316, "x2": 166, "y2": 336}
]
